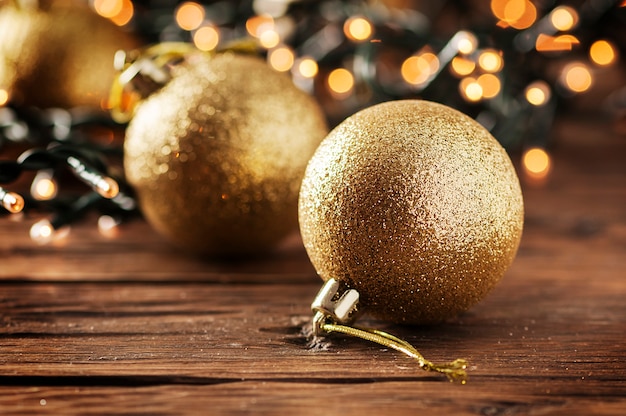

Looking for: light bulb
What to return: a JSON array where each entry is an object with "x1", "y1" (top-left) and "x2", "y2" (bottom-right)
[
  {"x1": 1, "y1": 189, "x2": 24, "y2": 213},
  {"x1": 96, "y1": 177, "x2": 120, "y2": 199}
]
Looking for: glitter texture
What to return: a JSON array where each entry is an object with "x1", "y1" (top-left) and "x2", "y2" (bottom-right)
[
  {"x1": 0, "y1": 4, "x2": 138, "y2": 108},
  {"x1": 125, "y1": 53, "x2": 328, "y2": 255},
  {"x1": 299, "y1": 100, "x2": 524, "y2": 324}
]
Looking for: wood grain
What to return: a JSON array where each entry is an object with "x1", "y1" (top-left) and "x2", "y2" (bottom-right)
[{"x1": 0, "y1": 118, "x2": 625, "y2": 415}]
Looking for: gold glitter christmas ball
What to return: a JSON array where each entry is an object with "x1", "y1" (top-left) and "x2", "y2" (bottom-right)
[
  {"x1": 0, "y1": 2, "x2": 139, "y2": 108},
  {"x1": 124, "y1": 52, "x2": 328, "y2": 256},
  {"x1": 299, "y1": 100, "x2": 523, "y2": 324}
]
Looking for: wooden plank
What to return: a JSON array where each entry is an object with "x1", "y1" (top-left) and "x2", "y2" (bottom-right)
[
  {"x1": 1, "y1": 382, "x2": 625, "y2": 416},
  {"x1": 0, "y1": 118, "x2": 624, "y2": 414},
  {"x1": 0, "y1": 252, "x2": 624, "y2": 413}
]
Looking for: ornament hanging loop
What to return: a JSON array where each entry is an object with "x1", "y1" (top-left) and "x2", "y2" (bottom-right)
[
  {"x1": 311, "y1": 278, "x2": 468, "y2": 384},
  {"x1": 311, "y1": 278, "x2": 361, "y2": 336},
  {"x1": 108, "y1": 40, "x2": 259, "y2": 123},
  {"x1": 109, "y1": 42, "x2": 198, "y2": 123}
]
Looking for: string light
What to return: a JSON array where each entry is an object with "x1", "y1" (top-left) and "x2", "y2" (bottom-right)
[
  {"x1": 0, "y1": 89, "x2": 9, "y2": 106},
  {"x1": 525, "y1": 81, "x2": 551, "y2": 106},
  {"x1": 401, "y1": 53, "x2": 439, "y2": 86},
  {"x1": 66, "y1": 156, "x2": 119, "y2": 199},
  {"x1": 93, "y1": 0, "x2": 122, "y2": 18},
  {"x1": 343, "y1": 16, "x2": 373, "y2": 42},
  {"x1": 404, "y1": 32, "x2": 473, "y2": 93},
  {"x1": 491, "y1": 0, "x2": 537, "y2": 29},
  {"x1": 560, "y1": 62, "x2": 593, "y2": 93},
  {"x1": 478, "y1": 50, "x2": 503, "y2": 73},
  {"x1": 259, "y1": 29, "x2": 280, "y2": 49},
  {"x1": 268, "y1": 46, "x2": 295, "y2": 72},
  {"x1": 1, "y1": 0, "x2": 623, "y2": 242},
  {"x1": 508, "y1": 0, "x2": 536, "y2": 30},
  {"x1": 503, "y1": 0, "x2": 526, "y2": 24},
  {"x1": 550, "y1": 6, "x2": 578, "y2": 31},
  {"x1": 589, "y1": 40, "x2": 617, "y2": 66},
  {"x1": 30, "y1": 170, "x2": 58, "y2": 201},
  {"x1": 246, "y1": 14, "x2": 274, "y2": 38},
  {"x1": 109, "y1": 0, "x2": 133, "y2": 26},
  {"x1": 175, "y1": 2, "x2": 205, "y2": 31},
  {"x1": 450, "y1": 57, "x2": 476, "y2": 77},
  {"x1": 536, "y1": 34, "x2": 579, "y2": 52},
  {"x1": 328, "y1": 68, "x2": 354, "y2": 97},
  {"x1": 295, "y1": 57, "x2": 319, "y2": 79},
  {"x1": 477, "y1": 74, "x2": 501, "y2": 99},
  {"x1": 456, "y1": 31, "x2": 478, "y2": 55},
  {"x1": 491, "y1": 0, "x2": 513, "y2": 23},
  {"x1": 401, "y1": 56, "x2": 428, "y2": 85},
  {"x1": 98, "y1": 215, "x2": 121, "y2": 238},
  {"x1": 522, "y1": 148, "x2": 551, "y2": 181},
  {"x1": 459, "y1": 77, "x2": 483, "y2": 102},
  {"x1": 193, "y1": 25, "x2": 220, "y2": 51},
  {"x1": 0, "y1": 187, "x2": 24, "y2": 213},
  {"x1": 29, "y1": 219, "x2": 70, "y2": 245},
  {"x1": 30, "y1": 219, "x2": 54, "y2": 244}
]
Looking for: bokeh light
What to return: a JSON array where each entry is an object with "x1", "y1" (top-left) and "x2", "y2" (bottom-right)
[
  {"x1": 491, "y1": 0, "x2": 536, "y2": 29},
  {"x1": 522, "y1": 148, "x2": 551, "y2": 181},
  {"x1": 98, "y1": 215, "x2": 120, "y2": 239},
  {"x1": 509, "y1": 1, "x2": 536, "y2": 29},
  {"x1": 456, "y1": 32, "x2": 478, "y2": 54},
  {"x1": 0, "y1": 89, "x2": 8, "y2": 106},
  {"x1": 175, "y1": 2, "x2": 205, "y2": 31},
  {"x1": 93, "y1": 0, "x2": 122, "y2": 18},
  {"x1": 259, "y1": 29, "x2": 280, "y2": 49},
  {"x1": 589, "y1": 40, "x2": 617, "y2": 66},
  {"x1": 328, "y1": 68, "x2": 354, "y2": 96},
  {"x1": 478, "y1": 50, "x2": 503, "y2": 73},
  {"x1": 550, "y1": 6, "x2": 578, "y2": 31},
  {"x1": 110, "y1": 0, "x2": 133, "y2": 26},
  {"x1": 29, "y1": 219, "x2": 69, "y2": 245},
  {"x1": 524, "y1": 81, "x2": 551, "y2": 106},
  {"x1": 193, "y1": 26, "x2": 220, "y2": 51},
  {"x1": 504, "y1": 0, "x2": 526, "y2": 23},
  {"x1": 401, "y1": 53, "x2": 439, "y2": 86},
  {"x1": 31, "y1": 172, "x2": 58, "y2": 201},
  {"x1": 561, "y1": 62, "x2": 593, "y2": 93},
  {"x1": 555, "y1": 35, "x2": 580, "y2": 47},
  {"x1": 296, "y1": 57, "x2": 319, "y2": 78},
  {"x1": 536, "y1": 34, "x2": 579, "y2": 52},
  {"x1": 93, "y1": 0, "x2": 133, "y2": 26},
  {"x1": 344, "y1": 16, "x2": 373, "y2": 42},
  {"x1": 460, "y1": 77, "x2": 483, "y2": 102},
  {"x1": 246, "y1": 14, "x2": 274, "y2": 38},
  {"x1": 450, "y1": 57, "x2": 476, "y2": 77},
  {"x1": 477, "y1": 73, "x2": 501, "y2": 99},
  {"x1": 268, "y1": 46, "x2": 295, "y2": 72}
]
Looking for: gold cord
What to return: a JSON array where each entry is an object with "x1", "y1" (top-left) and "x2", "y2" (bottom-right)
[
  {"x1": 321, "y1": 320, "x2": 468, "y2": 384},
  {"x1": 108, "y1": 42, "x2": 198, "y2": 123},
  {"x1": 108, "y1": 40, "x2": 259, "y2": 123}
]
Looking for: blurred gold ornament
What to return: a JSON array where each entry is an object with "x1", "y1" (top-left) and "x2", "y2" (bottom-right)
[
  {"x1": 123, "y1": 49, "x2": 328, "y2": 256},
  {"x1": 299, "y1": 100, "x2": 524, "y2": 324},
  {"x1": 0, "y1": 1, "x2": 139, "y2": 108}
]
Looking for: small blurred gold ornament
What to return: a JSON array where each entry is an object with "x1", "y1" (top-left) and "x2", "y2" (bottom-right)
[
  {"x1": 0, "y1": 1, "x2": 139, "y2": 108},
  {"x1": 301, "y1": 100, "x2": 524, "y2": 324},
  {"x1": 121, "y1": 46, "x2": 328, "y2": 256}
]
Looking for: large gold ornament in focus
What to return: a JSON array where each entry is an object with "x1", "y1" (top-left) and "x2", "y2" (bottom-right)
[
  {"x1": 299, "y1": 100, "x2": 524, "y2": 324},
  {"x1": 0, "y1": 2, "x2": 138, "y2": 108},
  {"x1": 124, "y1": 52, "x2": 328, "y2": 256}
]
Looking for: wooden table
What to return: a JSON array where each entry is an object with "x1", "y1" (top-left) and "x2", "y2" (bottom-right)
[{"x1": 1, "y1": 117, "x2": 625, "y2": 415}]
